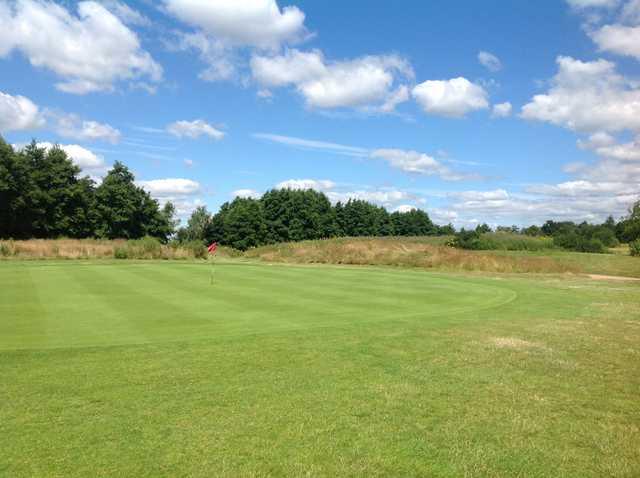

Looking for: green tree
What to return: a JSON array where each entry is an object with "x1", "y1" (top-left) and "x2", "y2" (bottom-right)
[
  {"x1": 178, "y1": 205, "x2": 211, "y2": 243},
  {"x1": 221, "y1": 197, "x2": 267, "y2": 250},
  {"x1": 95, "y1": 161, "x2": 167, "y2": 240}
]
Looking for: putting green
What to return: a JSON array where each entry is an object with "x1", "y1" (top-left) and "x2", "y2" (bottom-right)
[{"x1": 0, "y1": 262, "x2": 516, "y2": 350}]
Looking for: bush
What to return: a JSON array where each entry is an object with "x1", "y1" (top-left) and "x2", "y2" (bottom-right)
[
  {"x1": 114, "y1": 247, "x2": 128, "y2": 259},
  {"x1": 0, "y1": 242, "x2": 12, "y2": 257},
  {"x1": 453, "y1": 231, "x2": 554, "y2": 251},
  {"x1": 630, "y1": 240, "x2": 640, "y2": 257},
  {"x1": 182, "y1": 240, "x2": 207, "y2": 259}
]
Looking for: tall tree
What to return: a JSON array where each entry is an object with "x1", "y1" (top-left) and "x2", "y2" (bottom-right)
[{"x1": 95, "y1": 161, "x2": 168, "y2": 240}]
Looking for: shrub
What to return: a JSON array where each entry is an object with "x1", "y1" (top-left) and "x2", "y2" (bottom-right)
[
  {"x1": 114, "y1": 247, "x2": 128, "y2": 259},
  {"x1": 630, "y1": 240, "x2": 640, "y2": 257},
  {"x1": 0, "y1": 242, "x2": 12, "y2": 257},
  {"x1": 453, "y1": 231, "x2": 553, "y2": 251}
]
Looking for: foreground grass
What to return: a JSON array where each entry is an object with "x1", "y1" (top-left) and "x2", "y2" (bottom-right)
[{"x1": 1, "y1": 261, "x2": 639, "y2": 476}]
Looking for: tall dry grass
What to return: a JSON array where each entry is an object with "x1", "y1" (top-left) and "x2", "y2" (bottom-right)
[
  {"x1": 244, "y1": 237, "x2": 581, "y2": 274},
  {"x1": 0, "y1": 238, "x2": 208, "y2": 260}
]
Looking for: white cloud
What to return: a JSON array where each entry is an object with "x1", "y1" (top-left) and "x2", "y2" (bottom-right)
[
  {"x1": 164, "y1": 0, "x2": 307, "y2": 50},
  {"x1": 98, "y1": 0, "x2": 150, "y2": 26},
  {"x1": 273, "y1": 178, "x2": 419, "y2": 210},
  {"x1": 0, "y1": 1, "x2": 162, "y2": 94},
  {"x1": 566, "y1": 0, "x2": 619, "y2": 9},
  {"x1": 578, "y1": 132, "x2": 640, "y2": 161},
  {"x1": 172, "y1": 32, "x2": 238, "y2": 82},
  {"x1": 254, "y1": 133, "x2": 474, "y2": 181},
  {"x1": 232, "y1": 188, "x2": 261, "y2": 199},
  {"x1": 492, "y1": 102, "x2": 512, "y2": 118},
  {"x1": 478, "y1": 51, "x2": 502, "y2": 72},
  {"x1": 137, "y1": 178, "x2": 202, "y2": 197},
  {"x1": 412, "y1": 77, "x2": 489, "y2": 118},
  {"x1": 251, "y1": 49, "x2": 413, "y2": 110},
  {"x1": 167, "y1": 120, "x2": 225, "y2": 140},
  {"x1": 48, "y1": 112, "x2": 121, "y2": 143},
  {"x1": 15, "y1": 142, "x2": 109, "y2": 177},
  {"x1": 452, "y1": 189, "x2": 510, "y2": 201},
  {"x1": 394, "y1": 204, "x2": 417, "y2": 213},
  {"x1": 276, "y1": 179, "x2": 336, "y2": 191},
  {"x1": 621, "y1": 0, "x2": 640, "y2": 23},
  {"x1": 184, "y1": 159, "x2": 194, "y2": 167},
  {"x1": 0, "y1": 91, "x2": 45, "y2": 132},
  {"x1": 253, "y1": 132, "x2": 368, "y2": 157},
  {"x1": 371, "y1": 148, "x2": 468, "y2": 181},
  {"x1": 521, "y1": 56, "x2": 640, "y2": 133},
  {"x1": 527, "y1": 179, "x2": 638, "y2": 196},
  {"x1": 590, "y1": 24, "x2": 640, "y2": 59}
]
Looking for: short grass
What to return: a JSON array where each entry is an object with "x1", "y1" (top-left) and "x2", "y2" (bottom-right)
[{"x1": 1, "y1": 261, "x2": 639, "y2": 476}]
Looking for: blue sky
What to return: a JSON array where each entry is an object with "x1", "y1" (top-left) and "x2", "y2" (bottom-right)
[{"x1": 1, "y1": 0, "x2": 639, "y2": 226}]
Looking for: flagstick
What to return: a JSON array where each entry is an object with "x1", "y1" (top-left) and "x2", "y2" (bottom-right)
[{"x1": 209, "y1": 255, "x2": 214, "y2": 285}]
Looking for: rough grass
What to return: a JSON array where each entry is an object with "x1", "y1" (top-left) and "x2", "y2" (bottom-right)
[
  {"x1": 1, "y1": 262, "x2": 639, "y2": 476},
  {"x1": 244, "y1": 237, "x2": 580, "y2": 274},
  {"x1": 245, "y1": 237, "x2": 640, "y2": 277},
  {"x1": 0, "y1": 238, "x2": 238, "y2": 260}
]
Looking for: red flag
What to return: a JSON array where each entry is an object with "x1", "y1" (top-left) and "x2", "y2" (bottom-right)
[{"x1": 207, "y1": 242, "x2": 218, "y2": 254}]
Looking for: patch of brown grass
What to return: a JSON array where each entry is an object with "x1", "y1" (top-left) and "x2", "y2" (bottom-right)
[
  {"x1": 0, "y1": 238, "x2": 211, "y2": 260},
  {"x1": 244, "y1": 237, "x2": 580, "y2": 274}
]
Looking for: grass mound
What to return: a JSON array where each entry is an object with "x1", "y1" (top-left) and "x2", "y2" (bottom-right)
[{"x1": 245, "y1": 236, "x2": 578, "y2": 274}]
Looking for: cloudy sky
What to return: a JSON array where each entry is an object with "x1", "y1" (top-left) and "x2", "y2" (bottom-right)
[{"x1": 1, "y1": 0, "x2": 639, "y2": 226}]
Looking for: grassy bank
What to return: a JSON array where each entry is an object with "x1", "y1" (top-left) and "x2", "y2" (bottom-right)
[{"x1": 245, "y1": 236, "x2": 639, "y2": 275}]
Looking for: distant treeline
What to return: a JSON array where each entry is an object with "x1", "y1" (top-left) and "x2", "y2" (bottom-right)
[
  {"x1": 177, "y1": 189, "x2": 453, "y2": 251},
  {"x1": 0, "y1": 139, "x2": 177, "y2": 241},
  {"x1": 2, "y1": 137, "x2": 639, "y2": 255},
  {"x1": 453, "y1": 212, "x2": 640, "y2": 255}
]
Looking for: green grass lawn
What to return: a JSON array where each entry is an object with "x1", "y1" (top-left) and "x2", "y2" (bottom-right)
[{"x1": 1, "y1": 261, "x2": 639, "y2": 476}]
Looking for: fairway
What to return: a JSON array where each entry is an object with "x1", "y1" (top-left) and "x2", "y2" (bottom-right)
[
  {"x1": 1, "y1": 262, "x2": 639, "y2": 477},
  {"x1": 0, "y1": 262, "x2": 515, "y2": 350}
]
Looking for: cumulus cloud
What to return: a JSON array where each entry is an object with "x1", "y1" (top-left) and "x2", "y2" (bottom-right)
[
  {"x1": 48, "y1": 112, "x2": 121, "y2": 143},
  {"x1": 251, "y1": 49, "x2": 413, "y2": 110},
  {"x1": 394, "y1": 204, "x2": 417, "y2": 213},
  {"x1": 590, "y1": 24, "x2": 640, "y2": 59},
  {"x1": 492, "y1": 102, "x2": 512, "y2": 118},
  {"x1": 137, "y1": 178, "x2": 202, "y2": 196},
  {"x1": 164, "y1": 0, "x2": 308, "y2": 50},
  {"x1": 371, "y1": 149, "x2": 469, "y2": 181},
  {"x1": 232, "y1": 188, "x2": 261, "y2": 199},
  {"x1": 14, "y1": 142, "x2": 109, "y2": 177},
  {"x1": 412, "y1": 77, "x2": 489, "y2": 118},
  {"x1": 276, "y1": 179, "x2": 336, "y2": 191},
  {"x1": 478, "y1": 51, "x2": 502, "y2": 72},
  {"x1": 167, "y1": 120, "x2": 225, "y2": 140},
  {"x1": 0, "y1": 0, "x2": 162, "y2": 94},
  {"x1": 521, "y1": 56, "x2": 640, "y2": 133},
  {"x1": 164, "y1": 0, "x2": 308, "y2": 82},
  {"x1": 0, "y1": 91, "x2": 45, "y2": 132}
]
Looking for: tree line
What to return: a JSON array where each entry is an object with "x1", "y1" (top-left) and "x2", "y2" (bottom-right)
[
  {"x1": 2, "y1": 137, "x2": 639, "y2": 255},
  {"x1": 177, "y1": 188, "x2": 453, "y2": 250},
  {"x1": 453, "y1": 210, "x2": 640, "y2": 255},
  {"x1": 0, "y1": 139, "x2": 176, "y2": 240}
]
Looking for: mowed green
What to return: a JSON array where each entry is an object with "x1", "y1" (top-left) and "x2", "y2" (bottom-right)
[{"x1": 1, "y1": 261, "x2": 639, "y2": 477}]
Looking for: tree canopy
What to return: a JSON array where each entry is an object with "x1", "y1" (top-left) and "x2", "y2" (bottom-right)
[{"x1": 0, "y1": 139, "x2": 175, "y2": 241}]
